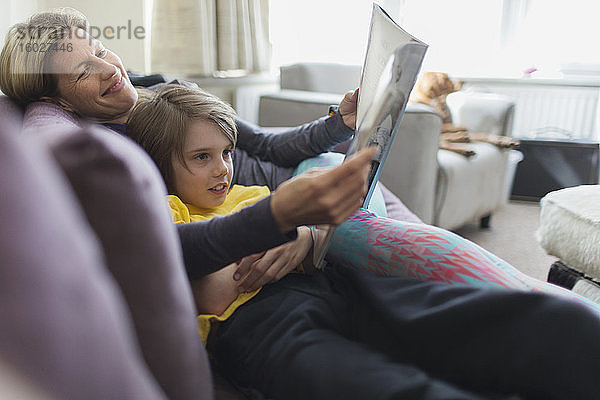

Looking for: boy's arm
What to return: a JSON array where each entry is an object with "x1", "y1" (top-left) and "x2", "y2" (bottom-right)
[{"x1": 234, "y1": 89, "x2": 358, "y2": 167}]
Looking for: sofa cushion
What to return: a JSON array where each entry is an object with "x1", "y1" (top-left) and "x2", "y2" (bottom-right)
[
  {"x1": 22, "y1": 101, "x2": 80, "y2": 133},
  {"x1": 280, "y1": 62, "x2": 362, "y2": 94},
  {"x1": 35, "y1": 123, "x2": 213, "y2": 400},
  {"x1": 0, "y1": 116, "x2": 165, "y2": 399}
]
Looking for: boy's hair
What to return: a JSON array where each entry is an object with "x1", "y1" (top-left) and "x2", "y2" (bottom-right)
[{"x1": 126, "y1": 84, "x2": 237, "y2": 192}]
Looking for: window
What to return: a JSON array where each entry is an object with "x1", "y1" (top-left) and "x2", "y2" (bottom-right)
[
  {"x1": 269, "y1": 0, "x2": 600, "y2": 79},
  {"x1": 269, "y1": 0, "x2": 373, "y2": 67}
]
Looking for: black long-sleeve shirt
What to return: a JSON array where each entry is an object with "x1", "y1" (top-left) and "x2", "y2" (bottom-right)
[{"x1": 232, "y1": 114, "x2": 352, "y2": 189}]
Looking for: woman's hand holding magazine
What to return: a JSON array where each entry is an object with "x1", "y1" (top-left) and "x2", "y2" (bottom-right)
[{"x1": 270, "y1": 146, "x2": 377, "y2": 233}]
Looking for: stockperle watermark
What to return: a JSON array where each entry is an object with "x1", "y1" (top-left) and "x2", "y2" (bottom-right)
[{"x1": 16, "y1": 20, "x2": 145, "y2": 52}]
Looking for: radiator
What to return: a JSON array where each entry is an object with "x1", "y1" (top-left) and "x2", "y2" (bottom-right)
[{"x1": 462, "y1": 79, "x2": 600, "y2": 140}]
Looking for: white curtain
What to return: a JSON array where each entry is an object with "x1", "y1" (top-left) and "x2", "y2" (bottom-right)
[{"x1": 151, "y1": 0, "x2": 270, "y2": 77}]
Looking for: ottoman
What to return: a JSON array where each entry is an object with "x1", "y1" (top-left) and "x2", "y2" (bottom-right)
[{"x1": 537, "y1": 185, "x2": 600, "y2": 303}]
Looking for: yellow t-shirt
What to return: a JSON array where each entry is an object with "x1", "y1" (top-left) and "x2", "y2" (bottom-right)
[{"x1": 168, "y1": 185, "x2": 271, "y2": 344}]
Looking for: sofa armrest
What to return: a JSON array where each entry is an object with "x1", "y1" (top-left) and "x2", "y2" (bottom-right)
[
  {"x1": 280, "y1": 62, "x2": 361, "y2": 93},
  {"x1": 379, "y1": 104, "x2": 442, "y2": 224},
  {"x1": 258, "y1": 89, "x2": 343, "y2": 127},
  {"x1": 446, "y1": 91, "x2": 515, "y2": 137}
]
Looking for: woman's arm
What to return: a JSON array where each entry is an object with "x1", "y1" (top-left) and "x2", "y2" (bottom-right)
[
  {"x1": 231, "y1": 112, "x2": 353, "y2": 190},
  {"x1": 230, "y1": 148, "x2": 295, "y2": 189},
  {"x1": 177, "y1": 197, "x2": 295, "y2": 280},
  {"x1": 235, "y1": 111, "x2": 353, "y2": 168},
  {"x1": 157, "y1": 79, "x2": 355, "y2": 168},
  {"x1": 230, "y1": 112, "x2": 354, "y2": 191},
  {"x1": 232, "y1": 90, "x2": 358, "y2": 189}
]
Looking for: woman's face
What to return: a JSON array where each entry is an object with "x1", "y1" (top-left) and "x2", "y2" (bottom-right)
[
  {"x1": 172, "y1": 119, "x2": 234, "y2": 209},
  {"x1": 47, "y1": 28, "x2": 138, "y2": 123}
]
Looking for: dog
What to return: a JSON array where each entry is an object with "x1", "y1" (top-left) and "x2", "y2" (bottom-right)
[{"x1": 410, "y1": 72, "x2": 519, "y2": 157}]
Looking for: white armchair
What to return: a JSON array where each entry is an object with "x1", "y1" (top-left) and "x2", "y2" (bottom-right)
[{"x1": 252, "y1": 62, "x2": 519, "y2": 230}]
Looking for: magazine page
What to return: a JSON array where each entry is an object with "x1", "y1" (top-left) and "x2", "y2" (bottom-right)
[
  {"x1": 349, "y1": 42, "x2": 427, "y2": 199},
  {"x1": 356, "y1": 3, "x2": 426, "y2": 128},
  {"x1": 312, "y1": 4, "x2": 427, "y2": 270}
]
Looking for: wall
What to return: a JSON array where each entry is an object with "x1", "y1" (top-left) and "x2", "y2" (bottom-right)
[
  {"x1": 462, "y1": 77, "x2": 600, "y2": 140},
  {"x1": 40, "y1": 0, "x2": 148, "y2": 73},
  {"x1": 0, "y1": 0, "x2": 40, "y2": 46}
]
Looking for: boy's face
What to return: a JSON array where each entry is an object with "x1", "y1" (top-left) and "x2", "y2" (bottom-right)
[{"x1": 172, "y1": 119, "x2": 234, "y2": 209}]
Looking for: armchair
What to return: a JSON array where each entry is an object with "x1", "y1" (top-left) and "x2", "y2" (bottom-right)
[{"x1": 253, "y1": 62, "x2": 519, "y2": 230}]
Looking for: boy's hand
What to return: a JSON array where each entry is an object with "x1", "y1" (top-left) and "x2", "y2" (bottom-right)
[{"x1": 234, "y1": 227, "x2": 313, "y2": 292}]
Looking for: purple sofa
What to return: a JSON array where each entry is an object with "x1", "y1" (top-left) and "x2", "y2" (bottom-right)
[
  {"x1": 0, "y1": 95, "x2": 237, "y2": 399},
  {"x1": 0, "y1": 93, "x2": 421, "y2": 399}
]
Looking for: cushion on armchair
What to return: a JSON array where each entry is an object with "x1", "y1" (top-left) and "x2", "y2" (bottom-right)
[{"x1": 446, "y1": 91, "x2": 515, "y2": 136}]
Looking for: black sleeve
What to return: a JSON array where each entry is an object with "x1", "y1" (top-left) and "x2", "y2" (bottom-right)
[
  {"x1": 231, "y1": 148, "x2": 294, "y2": 190},
  {"x1": 176, "y1": 197, "x2": 297, "y2": 280},
  {"x1": 235, "y1": 113, "x2": 354, "y2": 168},
  {"x1": 144, "y1": 78, "x2": 354, "y2": 172}
]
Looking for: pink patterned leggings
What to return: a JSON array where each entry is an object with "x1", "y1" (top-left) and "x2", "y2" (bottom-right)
[{"x1": 327, "y1": 208, "x2": 600, "y2": 315}]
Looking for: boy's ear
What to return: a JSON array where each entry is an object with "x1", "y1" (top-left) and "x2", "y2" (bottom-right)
[{"x1": 39, "y1": 96, "x2": 76, "y2": 113}]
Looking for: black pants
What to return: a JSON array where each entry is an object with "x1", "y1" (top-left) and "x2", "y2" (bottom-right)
[{"x1": 212, "y1": 265, "x2": 600, "y2": 400}]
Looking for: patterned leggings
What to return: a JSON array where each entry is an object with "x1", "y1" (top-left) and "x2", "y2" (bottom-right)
[{"x1": 295, "y1": 154, "x2": 600, "y2": 316}]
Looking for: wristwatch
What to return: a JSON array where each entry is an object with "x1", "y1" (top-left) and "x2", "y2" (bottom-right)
[{"x1": 328, "y1": 105, "x2": 339, "y2": 117}]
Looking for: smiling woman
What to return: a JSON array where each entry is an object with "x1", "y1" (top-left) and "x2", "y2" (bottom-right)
[
  {"x1": 0, "y1": 8, "x2": 138, "y2": 123},
  {"x1": 43, "y1": 28, "x2": 138, "y2": 123}
]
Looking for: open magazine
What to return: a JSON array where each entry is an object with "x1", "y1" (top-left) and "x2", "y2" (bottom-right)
[{"x1": 312, "y1": 3, "x2": 428, "y2": 269}]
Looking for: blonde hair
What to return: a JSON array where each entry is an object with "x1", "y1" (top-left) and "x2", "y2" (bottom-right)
[
  {"x1": 0, "y1": 7, "x2": 88, "y2": 104},
  {"x1": 126, "y1": 84, "x2": 237, "y2": 192}
]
